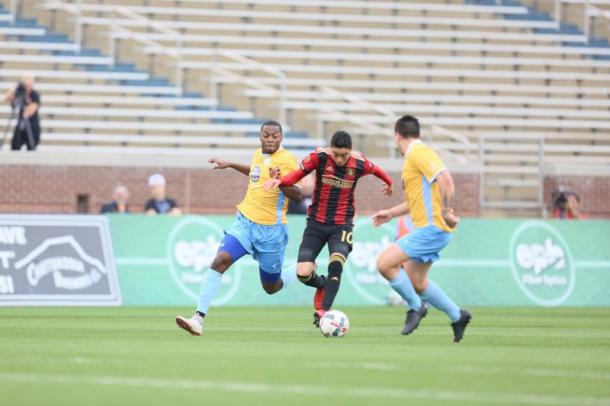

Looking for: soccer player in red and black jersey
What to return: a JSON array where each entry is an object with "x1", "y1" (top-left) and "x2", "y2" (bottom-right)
[{"x1": 266, "y1": 131, "x2": 393, "y2": 325}]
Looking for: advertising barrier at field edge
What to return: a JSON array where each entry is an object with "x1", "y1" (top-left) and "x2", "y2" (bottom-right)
[
  {"x1": 110, "y1": 215, "x2": 610, "y2": 307},
  {"x1": 0, "y1": 215, "x2": 121, "y2": 306}
]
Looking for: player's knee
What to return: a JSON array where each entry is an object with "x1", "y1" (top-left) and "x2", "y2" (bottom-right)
[
  {"x1": 296, "y1": 262, "x2": 314, "y2": 278},
  {"x1": 260, "y1": 268, "x2": 282, "y2": 294},
  {"x1": 211, "y1": 253, "x2": 232, "y2": 273},
  {"x1": 262, "y1": 283, "x2": 281, "y2": 295},
  {"x1": 376, "y1": 255, "x2": 391, "y2": 276},
  {"x1": 411, "y1": 278, "x2": 427, "y2": 294}
]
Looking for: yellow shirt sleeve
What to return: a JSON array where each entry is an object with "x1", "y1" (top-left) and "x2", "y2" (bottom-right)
[
  {"x1": 278, "y1": 152, "x2": 300, "y2": 183},
  {"x1": 410, "y1": 145, "x2": 447, "y2": 183}
]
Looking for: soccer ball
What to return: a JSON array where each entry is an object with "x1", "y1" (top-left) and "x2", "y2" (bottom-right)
[{"x1": 319, "y1": 310, "x2": 349, "y2": 338}]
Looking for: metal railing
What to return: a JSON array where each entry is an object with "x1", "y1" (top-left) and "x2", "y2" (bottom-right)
[
  {"x1": 555, "y1": 0, "x2": 610, "y2": 38},
  {"x1": 316, "y1": 86, "x2": 394, "y2": 150},
  {"x1": 477, "y1": 133, "x2": 545, "y2": 211},
  {"x1": 586, "y1": 4, "x2": 610, "y2": 38},
  {"x1": 207, "y1": 49, "x2": 286, "y2": 122},
  {"x1": 45, "y1": 1, "x2": 185, "y2": 92},
  {"x1": 9, "y1": 0, "x2": 17, "y2": 24},
  {"x1": 110, "y1": 8, "x2": 184, "y2": 92},
  {"x1": 427, "y1": 125, "x2": 472, "y2": 163}
]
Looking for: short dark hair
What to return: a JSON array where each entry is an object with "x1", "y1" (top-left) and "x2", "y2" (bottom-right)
[
  {"x1": 330, "y1": 131, "x2": 352, "y2": 149},
  {"x1": 394, "y1": 115, "x2": 420, "y2": 138},
  {"x1": 260, "y1": 120, "x2": 282, "y2": 134}
]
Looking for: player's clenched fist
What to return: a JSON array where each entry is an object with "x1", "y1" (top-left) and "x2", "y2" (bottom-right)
[
  {"x1": 268, "y1": 167, "x2": 281, "y2": 179},
  {"x1": 442, "y1": 209, "x2": 460, "y2": 229}
]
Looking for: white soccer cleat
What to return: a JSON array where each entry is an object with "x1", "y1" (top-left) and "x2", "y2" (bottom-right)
[{"x1": 175, "y1": 315, "x2": 203, "y2": 336}]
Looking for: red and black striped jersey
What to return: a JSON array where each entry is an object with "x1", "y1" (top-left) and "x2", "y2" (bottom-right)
[{"x1": 300, "y1": 147, "x2": 376, "y2": 225}]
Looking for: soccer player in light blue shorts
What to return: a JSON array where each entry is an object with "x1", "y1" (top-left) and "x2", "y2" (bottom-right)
[
  {"x1": 175, "y1": 121, "x2": 301, "y2": 336},
  {"x1": 397, "y1": 225, "x2": 451, "y2": 264},
  {"x1": 223, "y1": 211, "x2": 289, "y2": 285},
  {"x1": 373, "y1": 115, "x2": 472, "y2": 343}
]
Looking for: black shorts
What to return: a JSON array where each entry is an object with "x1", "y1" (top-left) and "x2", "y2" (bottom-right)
[{"x1": 297, "y1": 218, "x2": 354, "y2": 263}]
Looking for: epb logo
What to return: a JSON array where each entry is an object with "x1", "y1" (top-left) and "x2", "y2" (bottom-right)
[
  {"x1": 167, "y1": 218, "x2": 241, "y2": 303},
  {"x1": 510, "y1": 221, "x2": 575, "y2": 306}
]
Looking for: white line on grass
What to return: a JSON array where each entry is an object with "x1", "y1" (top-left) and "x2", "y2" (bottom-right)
[
  {"x1": 316, "y1": 361, "x2": 400, "y2": 371},
  {"x1": 452, "y1": 365, "x2": 610, "y2": 381},
  {"x1": 0, "y1": 356, "x2": 118, "y2": 366},
  {"x1": 316, "y1": 361, "x2": 610, "y2": 382},
  {"x1": 0, "y1": 372, "x2": 609, "y2": 405}
]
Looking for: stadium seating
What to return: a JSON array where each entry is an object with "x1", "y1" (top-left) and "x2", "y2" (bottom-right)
[
  {"x1": 0, "y1": 2, "x2": 315, "y2": 153},
  {"x1": 4, "y1": 0, "x2": 610, "y2": 215}
]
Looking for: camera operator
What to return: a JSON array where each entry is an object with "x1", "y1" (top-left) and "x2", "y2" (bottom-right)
[
  {"x1": 551, "y1": 188, "x2": 586, "y2": 220},
  {"x1": 3, "y1": 75, "x2": 41, "y2": 151}
]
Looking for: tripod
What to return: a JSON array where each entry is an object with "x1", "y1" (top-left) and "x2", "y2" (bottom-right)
[
  {"x1": 1, "y1": 100, "x2": 35, "y2": 151},
  {"x1": 0, "y1": 103, "x2": 18, "y2": 151}
]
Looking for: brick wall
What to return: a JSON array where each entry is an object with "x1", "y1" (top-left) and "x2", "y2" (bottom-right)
[{"x1": 0, "y1": 165, "x2": 481, "y2": 216}]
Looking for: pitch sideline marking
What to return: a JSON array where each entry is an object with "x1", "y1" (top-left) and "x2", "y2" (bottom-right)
[
  {"x1": 451, "y1": 365, "x2": 610, "y2": 381},
  {"x1": 319, "y1": 362, "x2": 610, "y2": 381},
  {"x1": 0, "y1": 372, "x2": 609, "y2": 405}
]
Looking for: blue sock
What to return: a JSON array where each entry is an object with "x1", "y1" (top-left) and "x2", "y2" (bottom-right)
[
  {"x1": 196, "y1": 270, "x2": 223, "y2": 314},
  {"x1": 280, "y1": 265, "x2": 296, "y2": 288},
  {"x1": 422, "y1": 280, "x2": 461, "y2": 322},
  {"x1": 389, "y1": 269, "x2": 422, "y2": 311}
]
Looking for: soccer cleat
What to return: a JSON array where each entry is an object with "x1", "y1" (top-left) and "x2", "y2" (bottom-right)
[
  {"x1": 175, "y1": 315, "x2": 203, "y2": 336},
  {"x1": 312, "y1": 309, "x2": 326, "y2": 328},
  {"x1": 313, "y1": 286, "x2": 324, "y2": 312},
  {"x1": 401, "y1": 302, "x2": 428, "y2": 335},
  {"x1": 451, "y1": 309, "x2": 472, "y2": 343}
]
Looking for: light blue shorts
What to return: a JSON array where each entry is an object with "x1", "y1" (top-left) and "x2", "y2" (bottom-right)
[
  {"x1": 226, "y1": 212, "x2": 288, "y2": 274},
  {"x1": 397, "y1": 225, "x2": 451, "y2": 263}
]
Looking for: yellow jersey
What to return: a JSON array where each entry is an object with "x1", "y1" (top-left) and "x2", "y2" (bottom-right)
[
  {"x1": 237, "y1": 147, "x2": 299, "y2": 225},
  {"x1": 401, "y1": 140, "x2": 453, "y2": 232}
]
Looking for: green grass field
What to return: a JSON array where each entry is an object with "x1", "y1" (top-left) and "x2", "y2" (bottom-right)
[{"x1": 1, "y1": 307, "x2": 609, "y2": 406}]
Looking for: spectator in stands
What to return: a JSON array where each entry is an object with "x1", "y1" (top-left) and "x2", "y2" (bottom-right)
[
  {"x1": 287, "y1": 173, "x2": 315, "y2": 215},
  {"x1": 144, "y1": 173, "x2": 182, "y2": 216},
  {"x1": 100, "y1": 184, "x2": 130, "y2": 214},
  {"x1": 551, "y1": 188, "x2": 586, "y2": 220},
  {"x1": 3, "y1": 74, "x2": 41, "y2": 151}
]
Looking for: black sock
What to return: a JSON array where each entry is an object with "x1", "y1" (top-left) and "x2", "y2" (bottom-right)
[
  {"x1": 196, "y1": 311, "x2": 206, "y2": 318},
  {"x1": 298, "y1": 272, "x2": 325, "y2": 289},
  {"x1": 322, "y1": 257, "x2": 344, "y2": 310}
]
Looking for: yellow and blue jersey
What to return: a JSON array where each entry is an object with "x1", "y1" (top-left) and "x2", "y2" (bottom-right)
[
  {"x1": 237, "y1": 147, "x2": 299, "y2": 225},
  {"x1": 401, "y1": 140, "x2": 453, "y2": 233}
]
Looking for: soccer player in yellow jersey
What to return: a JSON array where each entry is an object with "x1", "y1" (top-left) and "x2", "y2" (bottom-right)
[
  {"x1": 373, "y1": 115, "x2": 472, "y2": 343},
  {"x1": 176, "y1": 121, "x2": 302, "y2": 336}
]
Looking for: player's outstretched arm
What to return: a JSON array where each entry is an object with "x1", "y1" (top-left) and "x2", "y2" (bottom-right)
[
  {"x1": 280, "y1": 185, "x2": 302, "y2": 202},
  {"x1": 209, "y1": 158, "x2": 250, "y2": 176},
  {"x1": 372, "y1": 202, "x2": 409, "y2": 227},
  {"x1": 263, "y1": 167, "x2": 304, "y2": 202},
  {"x1": 437, "y1": 169, "x2": 460, "y2": 228},
  {"x1": 264, "y1": 168, "x2": 307, "y2": 189},
  {"x1": 366, "y1": 161, "x2": 394, "y2": 198}
]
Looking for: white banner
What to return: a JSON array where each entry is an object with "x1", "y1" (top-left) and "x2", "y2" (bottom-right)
[{"x1": 0, "y1": 215, "x2": 121, "y2": 306}]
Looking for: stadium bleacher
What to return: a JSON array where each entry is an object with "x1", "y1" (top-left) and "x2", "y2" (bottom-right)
[{"x1": 2, "y1": 0, "x2": 610, "y2": 215}]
